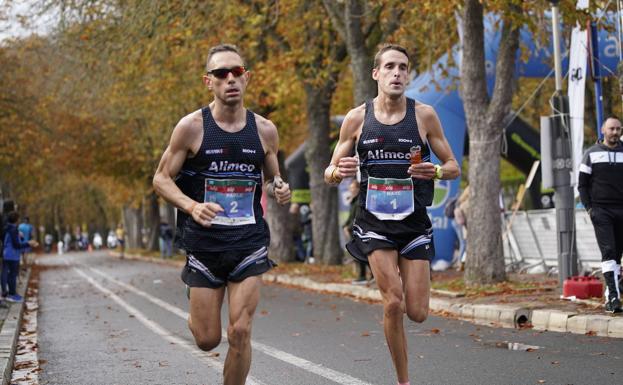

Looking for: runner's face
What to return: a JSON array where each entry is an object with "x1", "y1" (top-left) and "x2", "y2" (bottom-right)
[
  {"x1": 373, "y1": 50, "x2": 409, "y2": 98},
  {"x1": 204, "y1": 51, "x2": 249, "y2": 106},
  {"x1": 601, "y1": 118, "x2": 622, "y2": 147}
]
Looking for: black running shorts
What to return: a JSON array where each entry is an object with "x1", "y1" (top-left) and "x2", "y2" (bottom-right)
[
  {"x1": 346, "y1": 208, "x2": 434, "y2": 263},
  {"x1": 181, "y1": 246, "x2": 275, "y2": 289}
]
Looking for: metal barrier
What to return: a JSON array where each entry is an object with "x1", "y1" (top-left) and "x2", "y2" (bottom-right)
[{"x1": 503, "y1": 208, "x2": 601, "y2": 274}]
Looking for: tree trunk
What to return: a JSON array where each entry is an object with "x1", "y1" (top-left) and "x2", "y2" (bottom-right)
[
  {"x1": 460, "y1": 0, "x2": 519, "y2": 284},
  {"x1": 344, "y1": 0, "x2": 377, "y2": 105},
  {"x1": 123, "y1": 204, "x2": 143, "y2": 249},
  {"x1": 145, "y1": 191, "x2": 160, "y2": 252},
  {"x1": 304, "y1": 84, "x2": 342, "y2": 265},
  {"x1": 266, "y1": 151, "x2": 295, "y2": 263}
]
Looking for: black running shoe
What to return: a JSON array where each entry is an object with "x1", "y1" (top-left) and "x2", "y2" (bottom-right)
[{"x1": 605, "y1": 297, "x2": 622, "y2": 313}]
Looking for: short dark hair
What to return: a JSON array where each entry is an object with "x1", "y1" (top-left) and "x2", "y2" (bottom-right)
[
  {"x1": 7, "y1": 211, "x2": 19, "y2": 224},
  {"x1": 206, "y1": 44, "x2": 244, "y2": 72},
  {"x1": 602, "y1": 115, "x2": 621, "y2": 127},
  {"x1": 374, "y1": 44, "x2": 410, "y2": 69}
]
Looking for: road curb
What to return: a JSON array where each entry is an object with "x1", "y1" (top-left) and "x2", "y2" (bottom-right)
[
  {"x1": 0, "y1": 268, "x2": 31, "y2": 385},
  {"x1": 262, "y1": 273, "x2": 623, "y2": 338}
]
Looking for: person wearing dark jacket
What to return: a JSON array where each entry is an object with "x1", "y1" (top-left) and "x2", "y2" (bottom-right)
[
  {"x1": 578, "y1": 116, "x2": 623, "y2": 313},
  {"x1": 2, "y1": 212, "x2": 37, "y2": 303}
]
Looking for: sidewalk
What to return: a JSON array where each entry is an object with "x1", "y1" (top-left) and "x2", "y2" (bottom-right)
[
  {"x1": 0, "y1": 267, "x2": 31, "y2": 385},
  {"x1": 117, "y1": 251, "x2": 623, "y2": 339}
]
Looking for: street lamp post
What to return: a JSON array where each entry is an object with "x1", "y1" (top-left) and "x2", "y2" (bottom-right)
[{"x1": 549, "y1": 0, "x2": 578, "y2": 285}]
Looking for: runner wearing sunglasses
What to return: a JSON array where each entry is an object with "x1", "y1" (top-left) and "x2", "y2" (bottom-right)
[
  {"x1": 153, "y1": 43, "x2": 290, "y2": 385},
  {"x1": 325, "y1": 44, "x2": 459, "y2": 385}
]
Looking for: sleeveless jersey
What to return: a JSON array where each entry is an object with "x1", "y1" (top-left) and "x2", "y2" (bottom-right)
[
  {"x1": 174, "y1": 107, "x2": 269, "y2": 252},
  {"x1": 357, "y1": 98, "x2": 434, "y2": 222}
]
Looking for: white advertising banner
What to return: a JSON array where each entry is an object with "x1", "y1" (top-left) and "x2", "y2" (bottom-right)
[{"x1": 568, "y1": 16, "x2": 588, "y2": 189}]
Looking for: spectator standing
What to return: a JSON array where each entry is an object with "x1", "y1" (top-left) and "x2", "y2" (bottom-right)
[
  {"x1": 578, "y1": 116, "x2": 623, "y2": 313},
  {"x1": 343, "y1": 178, "x2": 369, "y2": 284},
  {"x1": 116, "y1": 224, "x2": 125, "y2": 258},
  {"x1": 3, "y1": 212, "x2": 38, "y2": 302},
  {"x1": 18, "y1": 216, "x2": 34, "y2": 264},
  {"x1": 159, "y1": 222, "x2": 174, "y2": 258}
]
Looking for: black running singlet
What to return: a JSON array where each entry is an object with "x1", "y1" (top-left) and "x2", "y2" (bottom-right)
[
  {"x1": 174, "y1": 107, "x2": 269, "y2": 252},
  {"x1": 357, "y1": 98, "x2": 434, "y2": 219}
]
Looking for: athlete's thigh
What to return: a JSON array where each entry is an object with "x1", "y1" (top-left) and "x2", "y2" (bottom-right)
[
  {"x1": 189, "y1": 286, "x2": 226, "y2": 331},
  {"x1": 398, "y1": 258, "x2": 430, "y2": 312},
  {"x1": 227, "y1": 276, "x2": 262, "y2": 324},
  {"x1": 368, "y1": 248, "x2": 402, "y2": 296}
]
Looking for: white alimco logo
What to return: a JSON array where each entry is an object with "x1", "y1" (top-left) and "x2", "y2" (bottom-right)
[
  {"x1": 242, "y1": 148, "x2": 256, "y2": 154},
  {"x1": 208, "y1": 161, "x2": 256, "y2": 172},
  {"x1": 398, "y1": 138, "x2": 413, "y2": 143},
  {"x1": 367, "y1": 149, "x2": 411, "y2": 160}
]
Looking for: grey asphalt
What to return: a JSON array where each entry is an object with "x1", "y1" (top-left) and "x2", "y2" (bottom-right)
[{"x1": 34, "y1": 252, "x2": 622, "y2": 385}]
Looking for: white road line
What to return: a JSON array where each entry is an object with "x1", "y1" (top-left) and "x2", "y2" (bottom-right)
[
  {"x1": 72, "y1": 267, "x2": 267, "y2": 385},
  {"x1": 88, "y1": 267, "x2": 375, "y2": 385}
]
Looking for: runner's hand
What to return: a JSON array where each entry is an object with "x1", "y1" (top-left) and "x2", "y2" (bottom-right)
[
  {"x1": 27, "y1": 240, "x2": 38, "y2": 248},
  {"x1": 337, "y1": 157, "x2": 358, "y2": 179},
  {"x1": 408, "y1": 162, "x2": 435, "y2": 180},
  {"x1": 191, "y1": 202, "x2": 224, "y2": 228},
  {"x1": 273, "y1": 176, "x2": 291, "y2": 205}
]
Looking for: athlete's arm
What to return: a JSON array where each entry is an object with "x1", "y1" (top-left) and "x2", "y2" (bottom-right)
[
  {"x1": 257, "y1": 116, "x2": 291, "y2": 205},
  {"x1": 324, "y1": 106, "x2": 364, "y2": 185},
  {"x1": 409, "y1": 105, "x2": 460, "y2": 180},
  {"x1": 153, "y1": 113, "x2": 224, "y2": 227}
]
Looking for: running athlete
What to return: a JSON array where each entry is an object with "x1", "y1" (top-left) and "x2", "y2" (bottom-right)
[
  {"x1": 325, "y1": 44, "x2": 459, "y2": 385},
  {"x1": 153, "y1": 44, "x2": 291, "y2": 385}
]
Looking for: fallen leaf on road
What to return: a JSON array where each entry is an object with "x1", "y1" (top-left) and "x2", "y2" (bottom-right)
[
  {"x1": 585, "y1": 331, "x2": 597, "y2": 336},
  {"x1": 550, "y1": 361, "x2": 559, "y2": 365},
  {"x1": 159, "y1": 361, "x2": 169, "y2": 367},
  {"x1": 526, "y1": 348, "x2": 536, "y2": 352},
  {"x1": 291, "y1": 332, "x2": 301, "y2": 337},
  {"x1": 430, "y1": 328, "x2": 440, "y2": 334},
  {"x1": 260, "y1": 310, "x2": 268, "y2": 315},
  {"x1": 537, "y1": 380, "x2": 546, "y2": 384},
  {"x1": 361, "y1": 331, "x2": 370, "y2": 337}
]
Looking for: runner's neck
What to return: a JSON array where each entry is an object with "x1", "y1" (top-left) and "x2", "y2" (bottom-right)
[{"x1": 210, "y1": 101, "x2": 247, "y2": 133}]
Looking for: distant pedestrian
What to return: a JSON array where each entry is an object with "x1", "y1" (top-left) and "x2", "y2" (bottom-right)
[
  {"x1": 343, "y1": 178, "x2": 369, "y2": 285},
  {"x1": 93, "y1": 232, "x2": 103, "y2": 250},
  {"x1": 106, "y1": 230, "x2": 117, "y2": 249},
  {"x1": 116, "y1": 224, "x2": 125, "y2": 258},
  {"x1": 444, "y1": 192, "x2": 464, "y2": 268},
  {"x1": 44, "y1": 233, "x2": 54, "y2": 253},
  {"x1": 159, "y1": 222, "x2": 174, "y2": 258},
  {"x1": 2, "y1": 212, "x2": 38, "y2": 303},
  {"x1": 578, "y1": 116, "x2": 623, "y2": 313},
  {"x1": 18, "y1": 216, "x2": 34, "y2": 264}
]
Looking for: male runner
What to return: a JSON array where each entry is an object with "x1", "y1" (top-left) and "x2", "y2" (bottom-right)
[
  {"x1": 153, "y1": 43, "x2": 290, "y2": 385},
  {"x1": 578, "y1": 116, "x2": 623, "y2": 313},
  {"x1": 325, "y1": 44, "x2": 459, "y2": 385}
]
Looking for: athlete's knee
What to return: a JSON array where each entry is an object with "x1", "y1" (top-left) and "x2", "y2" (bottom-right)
[
  {"x1": 194, "y1": 333, "x2": 222, "y2": 352},
  {"x1": 383, "y1": 291, "x2": 404, "y2": 319},
  {"x1": 189, "y1": 318, "x2": 221, "y2": 351},
  {"x1": 406, "y1": 306, "x2": 429, "y2": 323},
  {"x1": 227, "y1": 321, "x2": 251, "y2": 347}
]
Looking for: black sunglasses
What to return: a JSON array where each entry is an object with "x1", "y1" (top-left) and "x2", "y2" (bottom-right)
[{"x1": 206, "y1": 66, "x2": 246, "y2": 79}]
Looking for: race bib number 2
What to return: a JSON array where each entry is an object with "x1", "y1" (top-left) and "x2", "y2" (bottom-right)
[
  {"x1": 365, "y1": 177, "x2": 414, "y2": 221},
  {"x1": 204, "y1": 179, "x2": 256, "y2": 226}
]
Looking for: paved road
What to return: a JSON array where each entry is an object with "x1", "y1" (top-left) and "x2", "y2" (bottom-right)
[{"x1": 35, "y1": 252, "x2": 622, "y2": 385}]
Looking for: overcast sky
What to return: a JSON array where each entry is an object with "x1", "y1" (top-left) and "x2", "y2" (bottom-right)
[{"x1": 0, "y1": 1, "x2": 56, "y2": 41}]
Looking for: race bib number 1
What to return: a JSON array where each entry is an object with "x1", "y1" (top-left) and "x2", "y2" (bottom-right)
[
  {"x1": 365, "y1": 177, "x2": 414, "y2": 221},
  {"x1": 204, "y1": 179, "x2": 256, "y2": 226}
]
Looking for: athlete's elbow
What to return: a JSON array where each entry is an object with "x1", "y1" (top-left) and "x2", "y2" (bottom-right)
[{"x1": 153, "y1": 172, "x2": 166, "y2": 197}]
